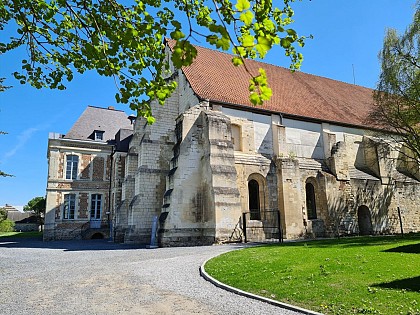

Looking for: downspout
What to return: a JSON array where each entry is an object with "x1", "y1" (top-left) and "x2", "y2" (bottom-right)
[{"x1": 108, "y1": 145, "x2": 116, "y2": 241}]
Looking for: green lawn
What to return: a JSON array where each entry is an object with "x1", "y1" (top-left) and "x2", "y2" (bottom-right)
[
  {"x1": 0, "y1": 231, "x2": 43, "y2": 238},
  {"x1": 205, "y1": 235, "x2": 420, "y2": 315}
]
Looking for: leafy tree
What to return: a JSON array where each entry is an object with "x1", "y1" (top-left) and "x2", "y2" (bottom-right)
[
  {"x1": 0, "y1": 207, "x2": 7, "y2": 222},
  {"x1": 24, "y1": 196, "x2": 46, "y2": 227},
  {"x1": 0, "y1": 77, "x2": 11, "y2": 92},
  {"x1": 0, "y1": 207, "x2": 14, "y2": 232},
  {"x1": 372, "y1": 3, "x2": 420, "y2": 164},
  {"x1": 0, "y1": 0, "x2": 308, "y2": 122},
  {"x1": 0, "y1": 78, "x2": 12, "y2": 177}
]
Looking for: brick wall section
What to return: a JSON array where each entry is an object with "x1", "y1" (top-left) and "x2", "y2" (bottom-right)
[
  {"x1": 80, "y1": 154, "x2": 91, "y2": 179},
  {"x1": 58, "y1": 153, "x2": 64, "y2": 179},
  {"x1": 92, "y1": 156, "x2": 104, "y2": 181},
  {"x1": 55, "y1": 192, "x2": 62, "y2": 219},
  {"x1": 79, "y1": 193, "x2": 88, "y2": 219}
]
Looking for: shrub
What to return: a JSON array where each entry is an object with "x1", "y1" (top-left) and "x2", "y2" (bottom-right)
[{"x1": 0, "y1": 219, "x2": 15, "y2": 232}]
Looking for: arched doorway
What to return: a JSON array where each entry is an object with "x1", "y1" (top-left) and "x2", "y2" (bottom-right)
[
  {"x1": 248, "y1": 179, "x2": 261, "y2": 220},
  {"x1": 358, "y1": 205, "x2": 373, "y2": 235},
  {"x1": 91, "y1": 232, "x2": 105, "y2": 239}
]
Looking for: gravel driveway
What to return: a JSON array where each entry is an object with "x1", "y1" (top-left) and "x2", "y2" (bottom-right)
[{"x1": 0, "y1": 238, "x2": 303, "y2": 315}]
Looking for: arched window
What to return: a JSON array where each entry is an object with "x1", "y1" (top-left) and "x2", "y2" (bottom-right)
[
  {"x1": 248, "y1": 179, "x2": 261, "y2": 220},
  {"x1": 305, "y1": 183, "x2": 317, "y2": 220},
  {"x1": 231, "y1": 124, "x2": 242, "y2": 151}
]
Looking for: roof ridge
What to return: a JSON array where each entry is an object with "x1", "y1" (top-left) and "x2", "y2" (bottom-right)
[{"x1": 87, "y1": 105, "x2": 127, "y2": 113}]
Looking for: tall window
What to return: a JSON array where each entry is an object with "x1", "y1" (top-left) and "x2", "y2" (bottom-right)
[
  {"x1": 90, "y1": 194, "x2": 102, "y2": 220},
  {"x1": 63, "y1": 194, "x2": 76, "y2": 219},
  {"x1": 66, "y1": 155, "x2": 78, "y2": 180},
  {"x1": 248, "y1": 179, "x2": 261, "y2": 220},
  {"x1": 305, "y1": 183, "x2": 317, "y2": 220}
]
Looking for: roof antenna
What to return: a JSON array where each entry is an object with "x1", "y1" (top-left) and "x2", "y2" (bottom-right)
[{"x1": 352, "y1": 64, "x2": 356, "y2": 85}]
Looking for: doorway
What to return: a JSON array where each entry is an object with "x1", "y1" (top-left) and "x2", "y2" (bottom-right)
[{"x1": 357, "y1": 205, "x2": 373, "y2": 235}]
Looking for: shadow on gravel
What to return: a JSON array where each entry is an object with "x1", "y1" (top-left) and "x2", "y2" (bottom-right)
[{"x1": 0, "y1": 237, "x2": 146, "y2": 251}]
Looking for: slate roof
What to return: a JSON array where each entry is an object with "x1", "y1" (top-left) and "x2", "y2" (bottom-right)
[
  {"x1": 6, "y1": 210, "x2": 31, "y2": 222},
  {"x1": 65, "y1": 106, "x2": 133, "y2": 142},
  {"x1": 166, "y1": 40, "x2": 376, "y2": 129}
]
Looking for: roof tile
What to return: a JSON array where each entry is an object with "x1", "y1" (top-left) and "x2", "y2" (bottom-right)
[
  {"x1": 65, "y1": 106, "x2": 133, "y2": 142},
  {"x1": 168, "y1": 40, "x2": 375, "y2": 128}
]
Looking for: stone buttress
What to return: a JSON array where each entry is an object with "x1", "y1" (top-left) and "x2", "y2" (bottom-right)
[{"x1": 158, "y1": 104, "x2": 242, "y2": 246}]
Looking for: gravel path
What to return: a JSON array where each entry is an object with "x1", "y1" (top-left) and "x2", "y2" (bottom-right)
[{"x1": 0, "y1": 238, "x2": 303, "y2": 315}]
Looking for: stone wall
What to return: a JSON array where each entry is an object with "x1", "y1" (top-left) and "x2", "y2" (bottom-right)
[
  {"x1": 122, "y1": 80, "x2": 181, "y2": 243},
  {"x1": 156, "y1": 104, "x2": 244, "y2": 246}
]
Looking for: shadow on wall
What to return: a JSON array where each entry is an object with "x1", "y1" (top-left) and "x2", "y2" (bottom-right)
[{"x1": 326, "y1": 179, "x2": 394, "y2": 236}]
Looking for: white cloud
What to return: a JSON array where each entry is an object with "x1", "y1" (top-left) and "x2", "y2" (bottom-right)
[{"x1": 3, "y1": 127, "x2": 39, "y2": 160}]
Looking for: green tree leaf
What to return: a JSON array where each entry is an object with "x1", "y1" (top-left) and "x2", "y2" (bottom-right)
[
  {"x1": 239, "y1": 11, "x2": 254, "y2": 26},
  {"x1": 235, "y1": 0, "x2": 251, "y2": 12},
  {"x1": 1, "y1": 0, "x2": 307, "y2": 120}
]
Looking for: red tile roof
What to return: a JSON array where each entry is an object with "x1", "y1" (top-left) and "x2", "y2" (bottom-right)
[{"x1": 167, "y1": 40, "x2": 375, "y2": 128}]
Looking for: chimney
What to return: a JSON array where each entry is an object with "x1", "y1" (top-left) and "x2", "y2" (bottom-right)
[
  {"x1": 108, "y1": 106, "x2": 115, "y2": 110},
  {"x1": 128, "y1": 115, "x2": 136, "y2": 125}
]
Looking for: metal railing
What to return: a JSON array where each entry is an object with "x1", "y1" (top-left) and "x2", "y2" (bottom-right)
[{"x1": 242, "y1": 209, "x2": 283, "y2": 243}]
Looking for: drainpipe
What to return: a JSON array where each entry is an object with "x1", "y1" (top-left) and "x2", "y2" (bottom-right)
[{"x1": 108, "y1": 145, "x2": 116, "y2": 241}]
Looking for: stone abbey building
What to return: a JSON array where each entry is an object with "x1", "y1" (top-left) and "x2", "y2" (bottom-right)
[{"x1": 44, "y1": 40, "x2": 420, "y2": 245}]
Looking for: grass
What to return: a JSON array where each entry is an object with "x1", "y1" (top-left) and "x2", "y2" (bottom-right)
[
  {"x1": 205, "y1": 234, "x2": 420, "y2": 315},
  {"x1": 0, "y1": 231, "x2": 43, "y2": 238}
]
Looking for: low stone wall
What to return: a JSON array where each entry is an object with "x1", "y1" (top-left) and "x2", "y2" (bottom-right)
[{"x1": 14, "y1": 223, "x2": 40, "y2": 232}]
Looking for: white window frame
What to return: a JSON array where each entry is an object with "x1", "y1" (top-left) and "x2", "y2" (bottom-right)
[
  {"x1": 63, "y1": 194, "x2": 76, "y2": 220},
  {"x1": 90, "y1": 194, "x2": 102, "y2": 220},
  {"x1": 65, "y1": 154, "x2": 79, "y2": 180},
  {"x1": 95, "y1": 131, "x2": 104, "y2": 141}
]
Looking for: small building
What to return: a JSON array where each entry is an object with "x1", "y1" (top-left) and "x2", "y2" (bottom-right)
[
  {"x1": 44, "y1": 106, "x2": 133, "y2": 240},
  {"x1": 3, "y1": 204, "x2": 40, "y2": 232}
]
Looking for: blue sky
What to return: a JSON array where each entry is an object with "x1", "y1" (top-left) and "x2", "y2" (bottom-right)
[{"x1": 0, "y1": 0, "x2": 417, "y2": 206}]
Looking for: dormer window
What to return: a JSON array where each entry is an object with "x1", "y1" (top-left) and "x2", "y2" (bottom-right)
[{"x1": 94, "y1": 130, "x2": 104, "y2": 141}]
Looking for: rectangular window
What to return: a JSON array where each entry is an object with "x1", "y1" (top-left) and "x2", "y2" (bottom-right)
[
  {"x1": 175, "y1": 121, "x2": 182, "y2": 144},
  {"x1": 66, "y1": 155, "x2": 78, "y2": 180},
  {"x1": 90, "y1": 194, "x2": 102, "y2": 220},
  {"x1": 63, "y1": 194, "x2": 76, "y2": 219}
]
